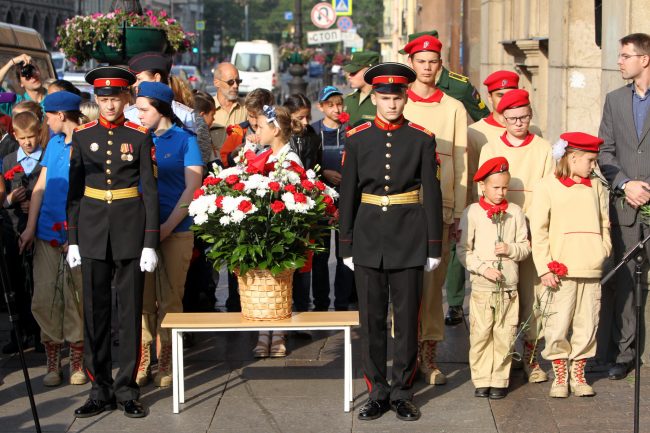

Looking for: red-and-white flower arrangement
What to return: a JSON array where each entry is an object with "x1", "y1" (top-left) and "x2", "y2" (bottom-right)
[{"x1": 189, "y1": 150, "x2": 338, "y2": 276}]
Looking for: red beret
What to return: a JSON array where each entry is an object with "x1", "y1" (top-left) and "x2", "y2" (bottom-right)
[
  {"x1": 560, "y1": 132, "x2": 603, "y2": 153},
  {"x1": 473, "y1": 157, "x2": 510, "y2": 182},
  {"x1": 483, "y1": 70, "x2": 519, "y2": 93},
  {"x1": 402, "y1": 35, "x2": 442, "y2": 55},
  {"x1": 496, "y1": 89, "x2": 530, "y2": 113}
]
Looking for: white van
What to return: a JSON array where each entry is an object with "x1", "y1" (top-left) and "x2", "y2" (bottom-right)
[{"x1": 231, "y1": 40, "x2": 281, "y2": 101}]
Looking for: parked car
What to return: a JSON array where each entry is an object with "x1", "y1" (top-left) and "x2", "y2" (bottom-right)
[
  {"x1": 51, "y1": 51, "x2": 66, "y2": 79},
  {"x1": 171, "y1": 65, "x2": 204, "y2": 90},
  {"x1": 231, "y1": 40, "x2": 281, "y2": 102}
]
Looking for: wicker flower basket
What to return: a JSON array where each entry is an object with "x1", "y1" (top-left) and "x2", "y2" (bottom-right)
[{"x1": 237, "y1": 269, "x2": 293, "y2": 321}]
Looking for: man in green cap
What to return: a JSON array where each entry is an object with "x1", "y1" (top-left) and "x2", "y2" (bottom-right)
[
  {"x1": 342, "y1": 51, "x2": 380, "y2": 126},
  {"x1": 400, "y1": 30, "x2": 490, "y2": 122}
]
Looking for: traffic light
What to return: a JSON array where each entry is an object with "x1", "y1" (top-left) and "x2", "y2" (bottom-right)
[{"x1": 192, "y1": 47, "x2": 199, "y2": 54}]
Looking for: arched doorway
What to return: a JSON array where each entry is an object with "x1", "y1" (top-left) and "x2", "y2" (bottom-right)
[{"x1": 6, "y1": 10, "x2": 14, "y2": 24}]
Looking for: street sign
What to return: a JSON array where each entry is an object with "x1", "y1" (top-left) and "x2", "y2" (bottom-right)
[
  {"x1": 307, "y1": 29, "x2": 342, "y2": 45},
  {"x1": 195, "y1": 20, "x2": 205, "y2": 31},
  {"x1": 342, "y1": 31, "x2": 363, "y2": 50},
  {"x1": 333, "y1": 0, "x2": 352, "y2": 16},
  {"x1": 311, "y1": 2, "x2": 336, "y2": 29},
  {"x1": 336, "y1": 16, "x2": 353, "y2": 32},
  {"x1": 284, "y1": 11, "x2": 293, "y2": 21}
]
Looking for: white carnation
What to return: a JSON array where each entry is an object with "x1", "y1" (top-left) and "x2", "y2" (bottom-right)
[
  {"x1": 286, "y1": 171, "x2": 301, "y2": 184},
  {"x1": 193, "y1": 213, "x2": 209, "y2": 225},
  {"x1": 221, "y1": 196, "x2": 239, "y2": 214},
  {"x1": 281, "y1": 192, "x2": 295, "y2": 204},
  {"x1": 230, "y1": 210, "x2": 246, "y2": 223},
  {"x1": 552, "y1": 138, "x2": 569, "y2": 161},
  {"x1": 219, "y1": 215, "x2": 231, "y2": 226},
  {"x1": 306, "y1": 169, "x2": 316, "y2": 180}
]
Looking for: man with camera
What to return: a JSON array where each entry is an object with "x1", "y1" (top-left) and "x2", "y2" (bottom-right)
[{"x1": 0, "y1": 54, "x2": 46, "y2": 116}]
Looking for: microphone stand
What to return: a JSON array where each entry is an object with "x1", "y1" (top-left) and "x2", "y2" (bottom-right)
[{"x1": 601, "y1": 230, "x2": 650, "y2": 433}]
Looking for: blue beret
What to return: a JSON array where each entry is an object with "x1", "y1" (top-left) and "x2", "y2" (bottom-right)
[
  {"x1": 137, "y1": 81, "x2": 174, "y2": 105},
  {"x1": 43, "y1": 91, "x2": 82, "y2": 112}
]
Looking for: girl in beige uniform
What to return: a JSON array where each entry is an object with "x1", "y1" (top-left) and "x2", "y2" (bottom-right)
[
  {"x1": 530, "y1": 132, "x2": 611, "y2": 398},
  {"x1": 458, "y1": 157, "x2": 530, "y2": 400}
]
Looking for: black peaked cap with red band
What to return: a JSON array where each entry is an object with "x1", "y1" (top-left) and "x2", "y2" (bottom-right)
[
  {"x1": 363, "y1": 62, "x2": 416, "y2": 94},
  {"x1": 85, "y1": 66, "x2": 136, "y2": 96}
]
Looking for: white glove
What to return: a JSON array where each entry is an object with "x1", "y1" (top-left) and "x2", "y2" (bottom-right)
[
  {"x1": 424, "y1": 257, "x2": 441, "y2": 272},
  {"x1": 67, "y1": 245, "x2": 82, "y2": 268},
  {"x1": 343, "y1": 257, "x2": 354, "y2": 271},
  {"x1": 140, "y1": 247, "x2": 158, "y2": 273}
]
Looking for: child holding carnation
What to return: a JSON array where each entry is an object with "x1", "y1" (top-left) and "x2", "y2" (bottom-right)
[
  {"x1": 530, "y1": 132, "x2": 611, "y2": 398},
  {"x1": 458, "y1": 157, "x2": 531, "y2": 400}
]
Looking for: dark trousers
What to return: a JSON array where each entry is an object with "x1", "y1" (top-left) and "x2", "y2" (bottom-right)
[
  {"x1": 226, "y1": 272, "x2": 240, "y2": 312},
  {"x1": 607, "y1": 223, "x2": 650, "y2": 364},
  {"x1": 82, "y1": 255, "x2": 144, "y2": 402},
  {"x1": 355, "y1": 264, "x2": 423, "y2": 401}
]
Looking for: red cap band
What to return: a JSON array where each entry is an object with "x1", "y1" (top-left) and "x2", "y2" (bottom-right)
[
  {"x1": 371, "y1": 75, "x2": 409, "y2": 86},
  {"x1": 93, "y1": 78, "x2": 129, "y2": 88}
]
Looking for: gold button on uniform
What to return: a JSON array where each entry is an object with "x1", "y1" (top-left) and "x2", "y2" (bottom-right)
[
  {"x1": 385, "y1": 164, "x2": 390, "y2": 170},
  {"x1": 387, "y1": 132, "x2": 392, "y2": 137},
  {"x1": 386, "y1": 153, "x2": 391, "y2": 158},
  {"x1": 381, "y1": 206, "x2": 388, "y2": 212},
  {"x1": 108, "y1": 141, "x2": 113, "y2": 145},
  {"x1": 108, "y1": 131, "x2": 114, "y2": 136},
  {"x1": 386, "y1": 143, "x2": 392, "y2": 148},
  {"x1": 384, "y1": 186, "x2": 389, "y2": 191},
  {"x1": 106, "y1": 160, "x2": 112, "y2": 165},
  {"x1": 106, "y1": 169, "x2": 111, "y2": 175},
  {"x1": 107, "y1": 150, "x2": 112, "y2": 155},
  {"x1": 385, "y1": 175, "x2": 390, "y2": 180},
  {"x1": 107, "y1": 179, "x2": 112, "y2": 185}
]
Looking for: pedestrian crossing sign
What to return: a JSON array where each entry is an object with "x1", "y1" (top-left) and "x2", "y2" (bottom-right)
[{"x1": 333, "y1": 0, "x2": 352, "y2": 16}]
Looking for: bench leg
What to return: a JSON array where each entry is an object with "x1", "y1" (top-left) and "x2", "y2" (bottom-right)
[
  {"x1": 172, "y1": 329, "x2": 180, "y2": 414},
  {"x1": 178, "y1": 331, "x2": 185, "y2": 403},
  {"x1": 344, "y1": 327, "x2": 352, "y2": 412}
]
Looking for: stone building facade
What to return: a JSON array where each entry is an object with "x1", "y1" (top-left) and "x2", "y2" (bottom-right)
[{"x1": 0, "y1": 0, "x2": 77, "y2": 49}]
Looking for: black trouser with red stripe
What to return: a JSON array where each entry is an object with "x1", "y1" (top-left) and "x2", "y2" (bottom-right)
[
  {"x1": 355, "y1": 264, "x2": 423, "y2": 401},
  {"x1": 81, "y1": 253, "x2": 144, "y2": 402}
]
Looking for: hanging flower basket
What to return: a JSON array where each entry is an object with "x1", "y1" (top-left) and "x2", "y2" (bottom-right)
[{"x1": 90, "y1": 26, "x2": 169, "y2": 64}]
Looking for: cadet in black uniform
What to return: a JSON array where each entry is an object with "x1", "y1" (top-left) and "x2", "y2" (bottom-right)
[
  {"x1": 338, "y1": 63, "x2": 443, "y2": 422},
  {"x1": 66, "y1": 66, "x2": 159, "y2": 419}
]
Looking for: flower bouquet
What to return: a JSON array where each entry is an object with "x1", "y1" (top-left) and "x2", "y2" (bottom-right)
[
  {"x1": 56, "y1": 9, "x2": 195, "y2": 65},
  {"x1": 189, "y1": 150, "x2": 338, "y2": 320}
]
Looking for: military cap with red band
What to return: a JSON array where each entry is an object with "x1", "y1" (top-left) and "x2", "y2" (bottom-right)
[
  {"x1": 473, "y1": 156, "x2": 510, "y2": 182},
  {"x1": 85, "y1": 66, "x2": 136, "y2": 96},
  {"x1": 560, "y1": 132, "x2": 603, "y2": 153},
  {"x1": 402, "y1": 35, "x2": 443, "y2": 55},
  {"x1": 483, "y1": 70, "x2": 519, "y2": 93},
  {"x1": 496, "y1": 88, "x2": 530, "y2": 113},
  {"x1": 364, "y1": 62, "x2": 416, "y2": 94}
]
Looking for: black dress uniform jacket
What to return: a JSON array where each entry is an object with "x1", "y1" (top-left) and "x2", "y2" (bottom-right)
[
  {"x1": 67, "y1": 118, "x2": 159, "y2": 260},
  {"x1": 339, "y1": 118, "x2": 443, "y2": 269}
]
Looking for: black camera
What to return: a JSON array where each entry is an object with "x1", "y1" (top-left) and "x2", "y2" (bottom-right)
[{"x1": 17, "y1": 62, "x2": 36, "y2": 80}]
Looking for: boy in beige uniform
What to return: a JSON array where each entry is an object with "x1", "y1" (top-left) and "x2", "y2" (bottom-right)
[
  {"x1": 478, "y1": 89, "x2": 554, "y2": 383},
  {"x1": 401, "y1": 35, "x2": 468, "y2": 385},
  {"x1": 459, "y1": 157, "x2": 530, "y2": 399},
  {"x1": 530, "y1": 132, "x2": 610, "y2": 397}
]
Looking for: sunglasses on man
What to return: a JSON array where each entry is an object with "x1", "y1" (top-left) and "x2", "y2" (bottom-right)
[{"x1": 217, "y1": 78, "x2": 243, "y2": 86}]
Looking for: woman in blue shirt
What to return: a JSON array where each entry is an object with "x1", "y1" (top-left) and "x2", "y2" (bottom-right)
[
  {"x1": 18, "y1": 90, "x2": 86, "y2": 387},
  {"x1": 134, "y1": 82, "x2": 203, "y2": 388}
]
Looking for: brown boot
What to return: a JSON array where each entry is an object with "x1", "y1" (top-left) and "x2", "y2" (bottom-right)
[
  {"x1": 43, "y1": 342, "x2": 62, "y2": 387},
  {"x1": 69, "y1": 342, "x2": 87, "y2": 385},
  {"x1": 135, "y1": 342, "x2": 152, "y2": 387},
  {"x1": 549, "y1": 359, "x2": 569, "y2": 398},
  {"x1": 154, "y1": 343, "x2": 172, "y2": 388},
  {"x1": 570, "y1": 359, "x2": 595, "y2": 397},
  {"x1": 418, "y1": 340, "x2": 446, "y2": 385},
  {"x1": 523, "y1": 341, "x2": 548, "y2": 383}
]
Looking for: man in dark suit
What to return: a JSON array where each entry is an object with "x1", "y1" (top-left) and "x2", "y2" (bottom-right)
[
  {"x1": 66, "y1": 66, "x2": 159, "y2": 418},
  {"x1": 598, "y1": 32, "x2": 650, "y2": 380},
  {"x1": 338, "y1": 62, "x2": 443, "y2": 422}
]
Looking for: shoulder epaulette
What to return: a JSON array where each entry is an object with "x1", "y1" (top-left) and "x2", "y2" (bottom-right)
[
  {"x1": 74, "y1": 120, "x2": 98, "y2": 132},
  {"x1": 408, "y1": 122, "x2": 434, "y2": 137},
  {"x1": 125, "y1": 121, "x2": 149, "y2": 134},
  {"x1": 448, "y1": 71, "x2": 469, "y2": 83},
  {"x1": 346, "y1": 121, "x2": 371, "y2": 138}
]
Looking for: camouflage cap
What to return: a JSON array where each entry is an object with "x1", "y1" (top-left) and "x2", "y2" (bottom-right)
[
  {"x1": 399, "y1": 30, "x2": 439, "y2": 55},
  {"x1": 343, "y1": 51, "x2": 381, "y2": 73}
]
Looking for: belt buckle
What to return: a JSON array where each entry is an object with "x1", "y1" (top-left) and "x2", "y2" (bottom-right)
[
  {"x1": 104, "y1": 190, "x2": 113, "y2": 203},
  {"x1": 380, "y1": 196, "x2": 390, "y2": 206}
]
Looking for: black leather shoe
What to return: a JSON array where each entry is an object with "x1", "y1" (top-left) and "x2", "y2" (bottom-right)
[
  {"x1": 74, "y1": 398, "x2": 117, "y2": 418},
  {"x1": 119, "y1": 399, "x2": 148, "y2": 418},
  {"x1": 358, "y1": 398, "x2": 390, "y2": 421},
  {"x1": 390, "y1": 399, "x2": 421, "y2": 421},
  {"x1": 445, "y1": 306, "x2": 464, "y2": 326},
  {"x1": 489, "y1": 387, "x2": 507, "y2": 399},
  {"x1": 608, "y1": 362, "x2": 632, "y2": 380},
  {"x1": 474, "y1": 387, "x2": 490, "y2": 398}
]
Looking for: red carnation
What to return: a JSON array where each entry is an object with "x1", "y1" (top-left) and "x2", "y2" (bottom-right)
[
  {"x1": 270, "y1": 200, "x2": 286, "y2": 213},
  {"x1": 52, "y1": 222, "x2": 63, "y2": 232},
  {"x1": 315, "y1": 181, "x2": 326, "y2": 191},
  {"x1": 50, "y1": 239, "x2": 59, "y2": 248},
  {"x1": 232, "y1": 182, "x2": 245, "y2": 191},
  {"x1": 193, "y1": 188, "x2": 204, "y2": 199},
  {"x1": 338, "y1": 112, "x2": 350, "y2": 124},
  {"x1": 326, "y1": 204, "x2": 337, "y2": 215},
  {"x1": 268, "y1": 181, "x2": 281, "y2": 192},
  {"x1": 203, "y1": 176, "x2": 222, "y2": 186},
  {"x1": 293, "y1": 192, "x2": 307, "y2": 203},
  {"x1": 548, "y1": 261, "x2": 568, "y2": 278},
  {"x1": 225, "y1": 175, "x2": 239, "y2": 185},
  {"x1": 301, "y1": 180, "x2": 315, "y2": 190},
  {"x1": 323, "y1": 195, "x2": 334, "y2": 205},
  {"x1": 284, "y1": 184, "x2": 296, "y2": 193},
  {"x1": 238, "y1": 200, "x2": 253, "y2": 213},
  {"x1": 215, "y1": 195, "x2": 224, "y2": 208}
]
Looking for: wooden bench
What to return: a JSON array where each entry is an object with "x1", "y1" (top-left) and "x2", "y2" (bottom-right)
[{"x1": 161, "y1": 311, "x2": 360, "y2": 414}]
